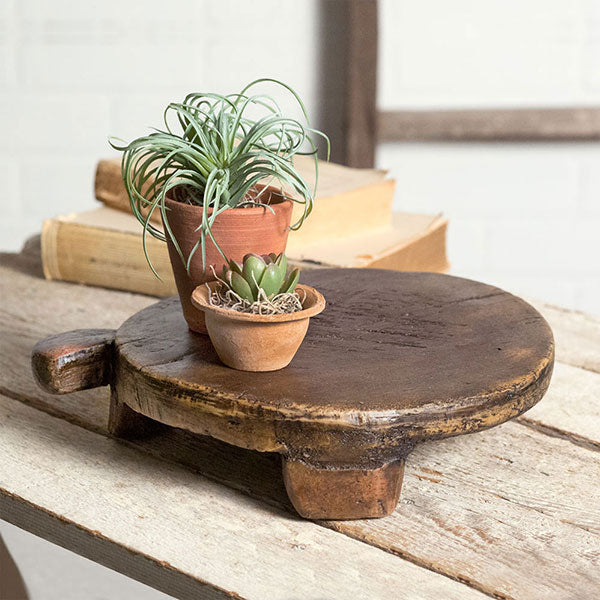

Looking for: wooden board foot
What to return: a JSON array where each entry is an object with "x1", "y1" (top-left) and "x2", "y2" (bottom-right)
[
  {"x1": 108, "y1": 388, "x2": 164, "y2": 440},
  {"x1": 282, "y1": 458, "x2": 405, "y2": 520}
]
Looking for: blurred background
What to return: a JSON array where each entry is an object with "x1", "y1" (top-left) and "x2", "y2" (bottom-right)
[
  {"x1": 1, "y1": 1, "x2": 599, "y2": 598},
  {"x1": 2, "y1": 0, "x2": 599, "y2": 318}
]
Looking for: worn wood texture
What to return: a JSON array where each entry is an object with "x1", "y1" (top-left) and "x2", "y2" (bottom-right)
[
  {"x1": 283, "y1": 458, "x2": 405, "y2": 520},
  {"x1": 108, "y1": 386, "x2": 165, "y2": 440},
  {"x1": 329, "y1": 420, "x2": 600, "y2": 600},
  {"x1": 345, "y1": 0, "x2": 378, "y2": 167},
  {"x1": 378, "y1": 107, "x2": 600, "y2": 142},
  {"x1": 523, "y1": 361, "x2": 600, "y2": 449},
  {"x1": 0, "y1": 394, "x2": 486, "y2": 600},
  {"x1": 31, "y1": 329, "x2": 115, "y2": 394},
  {"x1": 527, "y1": 298, "x2": 600, "y2": 374},
  {"x1": 32, "y1": 269, "x2": 554, "y2": 518},
  {"x1": 1, "y1": 250, "x2": 599, "y2": 599},
  {"x1": 113, "y1": 271, "x2": 554, "y2": 460}
]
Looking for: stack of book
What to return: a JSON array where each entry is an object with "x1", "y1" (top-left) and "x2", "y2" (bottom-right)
[{"x1": 41, "y1": 156, "x2": 449, "y2": 296}]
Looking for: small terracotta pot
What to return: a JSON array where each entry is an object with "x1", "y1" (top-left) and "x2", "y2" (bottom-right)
[
  {"x1": 163, "y1": 185, "x2": 293, "y2": 334},
  {"x1": 191, "y1": 283, "x2": 326, "y2": 372}
]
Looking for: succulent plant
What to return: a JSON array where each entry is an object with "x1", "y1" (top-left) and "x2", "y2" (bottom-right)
[{"x1": 220, "y1": 253, "x2": 299, "y2": 303}]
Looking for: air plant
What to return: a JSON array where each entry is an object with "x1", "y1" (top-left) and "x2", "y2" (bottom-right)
[
  {"x1": 109, "y1": 78, "x2": 330, "y2": 276},
  {"x1": 210, "y1": 253, "x2": 302, "y2": 314}
]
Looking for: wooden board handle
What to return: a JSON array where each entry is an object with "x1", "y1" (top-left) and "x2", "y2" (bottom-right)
[{"x1": 31, "y1": 329, "x2": 116, "y2": 394}]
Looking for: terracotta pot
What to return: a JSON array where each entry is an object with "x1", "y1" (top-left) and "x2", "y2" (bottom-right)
[
  {"x1": 191, "y1": 283, "x2": 326, "y2": 372},
  {"x1": 162, "y1": 185, "x2": 293, "y2": 334}
]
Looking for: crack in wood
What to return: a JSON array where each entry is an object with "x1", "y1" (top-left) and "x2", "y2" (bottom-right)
[
  {"x1": 516, "y1": 417, "x2": 600, "y2": 452},
  {"x1": 322, "y1": 523, "x2": 515, "y2": 600}
]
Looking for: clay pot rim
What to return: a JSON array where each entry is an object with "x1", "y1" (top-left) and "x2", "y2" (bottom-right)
[
  {"x1": 191, "y1": 283, "x2": 326, "y2": 323},
  {"x1": 165, "y1": 184, "x2": 292, "y2": 216}
]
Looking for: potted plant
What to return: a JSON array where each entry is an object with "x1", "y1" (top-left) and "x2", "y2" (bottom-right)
[
  {"x1": 110, "y1": 78, "x2": 328, "y2": 333},
  {"x1": 191, "y1": 253, "x2": 325, "y2": 371}
]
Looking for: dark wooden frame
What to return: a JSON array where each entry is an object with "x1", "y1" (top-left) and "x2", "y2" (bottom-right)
[
  {"x1": 378, "y1": 108, "x2": 600, "y2": 142},
  {"x1": 343, "y1": 1, "x2": 600, "y2": 167},
  {"x1": 343, "y1": 0, "x2": 378, "y2": 168}
]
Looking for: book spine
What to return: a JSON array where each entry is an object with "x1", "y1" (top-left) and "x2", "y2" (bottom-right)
[
  {"x1": 41, "y1": 218, "x2": 177, "y2": 297},
  {"x1": 94, "y1": 160, "x2": 396, "y2": 236},
  {"x1": 40, "y1": 218, "x2": 62, "y2": 281},
  {"x1": 95, "y1": 160, "x2": 163, "y2": 225}
]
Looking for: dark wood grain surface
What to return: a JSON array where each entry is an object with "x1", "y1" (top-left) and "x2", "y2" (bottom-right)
[
  {"x1": 117, "y1": 271, "x2": 553, "y2": 424},
  {"x1": 30, "y1": 269, "x2": 554, "y2": 518}
]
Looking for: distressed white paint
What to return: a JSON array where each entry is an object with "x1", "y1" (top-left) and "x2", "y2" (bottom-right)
[{"x1": 0, "y1": 396, "x2": 486, "y2": 600}]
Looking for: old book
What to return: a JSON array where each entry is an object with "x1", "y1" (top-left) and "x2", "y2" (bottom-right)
[
  {"x1": 41, "y1": 206, "x2": 449, "y2": 297},
  {"x1": 95, "y1": 156, "x2": 395, "y2": 246}
]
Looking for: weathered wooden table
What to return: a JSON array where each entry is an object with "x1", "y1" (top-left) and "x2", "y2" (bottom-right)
[
  {"x1": 31, "y1": 270, "x2": 554, "y2": 520},
  {"x1": 1, "y1": 240, "x2": 599, "y2": 599}
]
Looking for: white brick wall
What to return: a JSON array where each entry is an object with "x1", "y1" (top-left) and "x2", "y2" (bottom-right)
[
  {"x1": 379, "y1": 0, "x2": 600, "y2": 316},
  {"x1": 0, "y1": 0, "x2": 322, "y2": 250},
  {"x1": 379, "y1": 0, "x2": 598, "y2": 108},
  {"x1": 1, "y1": 0, "x2": 599, "y2": 317}
]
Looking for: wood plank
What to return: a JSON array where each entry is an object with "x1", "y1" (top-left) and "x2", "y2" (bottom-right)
[
  {"x1": 0, "y1": 250, "x2": 153, "y2": 429},
  {"x1": 3, "y1": 345, "x2": 600, "y2": 599},
  {"x1": 345, "y1": 0, "x2": 378, "y2": 167},
  {"x1": 527, "y1": 299, "x2": 600, "y2": 374},
  {"x1": 523, "y1": 361, "x2": 600, "y2": 449},
  {"x1": 378, "y1": 107, "x2": 600, "y2": 142},
  {"x1": 0, "y1": 395, "x2": 486, "y2": 600},
  {"x1": 329, "y1": 421, "x2": 600, "y2": 600},
  {"x1": 2, "y1": 253, "x2": 600, "y2": 598}
]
